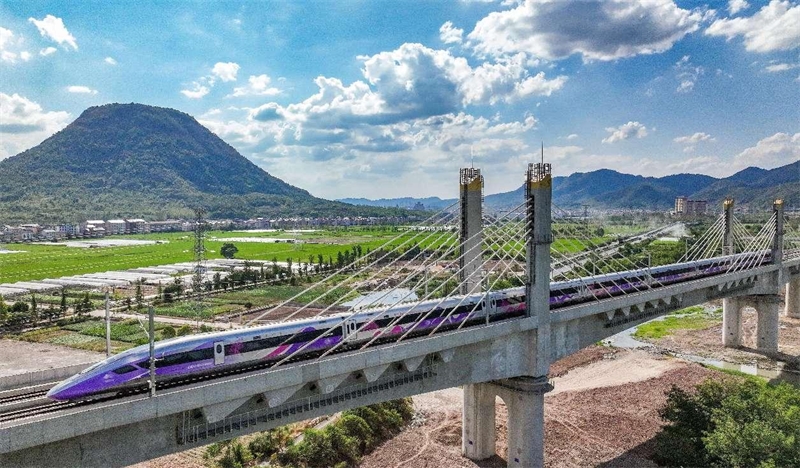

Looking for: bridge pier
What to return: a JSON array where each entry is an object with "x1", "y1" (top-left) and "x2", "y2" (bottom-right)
[
  {"x1": 497, "y1": 377, "x2": 552, "y2": 468},
  {"x1": 755, "y1": 295, "x2": 781, "y2": 352},
  {"x1": 462, "y1": 382, "x2": 496, "y2": 460},
  {"x1": 786, "y1": 276, "x2": 800, "y2": 318},
  {"x1": 722, "y1": 297, "x2": 741, "y2": 347}
]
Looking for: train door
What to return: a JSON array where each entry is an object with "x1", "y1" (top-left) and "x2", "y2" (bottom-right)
[{"x1": 213, "y1": 341, "x2": 225, "y2": 365}]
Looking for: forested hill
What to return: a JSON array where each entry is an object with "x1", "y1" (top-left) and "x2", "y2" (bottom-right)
[
  {"x1": 341, "y1": 161, "x2": 799, "y2": 212},
  {"x1": 0, "y1": 103, "x2": 401, "y2": 223}
]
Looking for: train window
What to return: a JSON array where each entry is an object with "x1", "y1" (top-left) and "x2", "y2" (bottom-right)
[
  {"x1": 215, "y1": 344, "x2": 222, "y2": 354},
  {"x1": 112, "y1": 365, "x2": 137, "y2": 374}
]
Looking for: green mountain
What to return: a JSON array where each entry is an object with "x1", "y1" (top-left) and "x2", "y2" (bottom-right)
[
  {"x1": 0, "y1": 103, "x2": 401, "y2": 224},
  {"x1": 341, "y1": 161, "x2": 797, "y2": 212}
]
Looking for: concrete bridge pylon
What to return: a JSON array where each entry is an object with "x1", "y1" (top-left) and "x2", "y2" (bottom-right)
[
  {"x1": 461, "y1": 163, "x2": 553, "y2": 468},
  {"x1": 723, "y1": 199, "x2": 785, "y2": 352}
]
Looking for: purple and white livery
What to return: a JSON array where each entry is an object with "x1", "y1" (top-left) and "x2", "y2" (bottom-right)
[{"x1": 48, "y1": 251, "x2": 770, "y2": 401}]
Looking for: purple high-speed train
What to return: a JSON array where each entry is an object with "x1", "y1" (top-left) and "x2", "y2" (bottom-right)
[{"x1": 47, "y1": 251, "x2": 770, "y2": 401}]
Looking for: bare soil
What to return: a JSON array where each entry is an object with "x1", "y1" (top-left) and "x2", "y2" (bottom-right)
[
  {"x1": 358, "y1": 348, "x2": 718, "y2": 468},
  {"x1": 0, "y1": 339, "x2": 102, "y2": 378},
  {"x1": 643, "y1": 307, "x2": 800, "y2": 370}
]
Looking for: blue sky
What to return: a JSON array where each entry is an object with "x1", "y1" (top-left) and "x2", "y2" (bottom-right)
[{"x1": 1, "y1": 0, "x2": 798, "y2": 200}]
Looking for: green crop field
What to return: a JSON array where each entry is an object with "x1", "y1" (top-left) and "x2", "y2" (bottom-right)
[{"x1": 0, "y1": 224, "x2": 626, "y2": 285}]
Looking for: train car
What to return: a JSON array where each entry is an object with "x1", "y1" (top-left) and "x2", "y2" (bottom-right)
[{"x1": 47, "y1": 250, "x2": 771, "y2": 401}]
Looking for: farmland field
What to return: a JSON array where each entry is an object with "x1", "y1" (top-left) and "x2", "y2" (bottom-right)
[{"x1": 0, "y1": 223, "x2": 628, "y2": 285}]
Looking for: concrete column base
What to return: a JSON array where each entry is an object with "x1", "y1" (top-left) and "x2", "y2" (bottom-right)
[
  {"x1": 462, "y1": 383, "x2": 497, "y2": 460},
  {"x1": 722, "y1": 297, "x2": 741, "y2": 348},
  {"x1": 493, "y1": 376, "x2": 553, "y2": 468},
  {"x1": 755, "y1": 295, "x2": 781, "y2": 353},
  {"x1": 785, "y1": 277, "x2": 800, "y2": 319}
]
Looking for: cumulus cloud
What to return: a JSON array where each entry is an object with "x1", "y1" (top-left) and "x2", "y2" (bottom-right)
[
  {"x1": 229, "y1": 74, "x2": 282, "y2": 97},
  {"x1": 199, "y1": 43, "x2": 567, "y2": 197},
  {"x1": 439, "y1": 21, "x2": 463, "y2": 44},
  {"x1": 28, "y1": 15, "x2": 77, "y2": 50},
  {"x1": 40, "y1": 47, "x2": 57, "y2": 56},
  {"x1": 602, "y1": 121, "x2": 649, "y2": 143},
  {"x1": 1, "y1": 27, "x2": 30, "y2": 64},
  {"x1": 211, "y1": 62, "x2": 240, "y2": 82},
  {"x1": 0, "y1": 93, "x2": 72, "y2": 159},
  {"x1": 180, "y1": 82, "x2": 210, "y2": 99},
  {"x1": 734, "y1": 132, "x2": 800, "y2": 169},
  {"x1": 104, "y1": 56, "x2": 117, "y2": 65},
  {"x1": 706, "y1": 0, "x2": 800, "y2": 53},
  {"x1": 66, "y1": 85, "x2": 98, "y2": 95},
  {"x1": 468, "y1": 0, "x2": 703, "y2": 61},
  {"x1": 729, "y1": 0, "x2": 750, "y2": 15}
]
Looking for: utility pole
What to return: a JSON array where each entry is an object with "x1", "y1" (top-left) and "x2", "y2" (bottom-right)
[
  {"x1": 148, "y1": 306, "x2": 156, "y2": 398},
  {"x1": 193, "y1": 208, "x2": 207, "y2": 329},
  {"x1": 104, "y1": 291, "x2": 111, "y2": 357}
]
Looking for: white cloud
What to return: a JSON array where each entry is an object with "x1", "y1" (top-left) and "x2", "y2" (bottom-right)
[
  {"x1": 602, "y1": 121, "x2": 649, "y2": 143},
  {"x1": 28, "y1": 15, "x2": 77, "y2": 50},
  {"x1": 229, "y1": 74, "x2": 282, "y2": 97},
  {"x1": 180, "y1": 82, "x2": 210, "y2": 99},
  {"x1": 439, "y1": 21, "x2": 463, "y2": 44},
  {"x1": 674, "y1": 132, "x2": 715, "y2": 144},
  {"x1": 734, "y1": 132, "x2": 800, "y2": 169},
  {"x1": 40, "y1": 47, "x2": 57, "y2": 56},
  {"x1": 765, "y1": 62, "x2": 799, "y2": 72},
  {"x1": 198, "y1": 42, "x2": 569, "y2": 198},
  {"x1": 729, "y1": 0, "x2": 750, "y2": 15},
  {"x1": 468, "y1": 0, "x2": 703, "y2": 61},
  {"x1": 211, "y1": 62, "x2": 240, "y2": 82},
  {"x1": 706, "y1": 0, "x2": 800, "y2": 53},
  {"x1": 674, "y1": 55, "x2": 704, "y2": 93},
  {"x1": 104, "y1": 56, "x2": 117, "y2": 65},
  {"x1": 0, "y1": 93, "x2": 72, "y2": 159},
  {"x1": 565, "y1": 133, "x2": 579, "y2": 140},
  {"x1": 66, "y1": 85, "x2": 98, "y2": 95},
  {"x1": 0, "y1": 27, "x2": 30, "y2": 64}
]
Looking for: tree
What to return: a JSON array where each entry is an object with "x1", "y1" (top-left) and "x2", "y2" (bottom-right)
[
  {"x1": 286, "y1": 257, "x2": 293, "y2": 276},
  {"x1": 220, "y1": 243, "x2": 239, "y2": 259},
  {"x1": 30, "y1": 295, "x2": 38, "y2": 325},
  {"x1": 60, "y1": 290, "x2": 68, "y2": 316},
  {"x1": 0, "y1": 294, "x2": 7, "y2": 323},
  {"x1": 81, "y1": 293, "x2": 92, "y2": 314},
  {"x1": 135, "y1": 280, "x2": 144, "y2": 310}
]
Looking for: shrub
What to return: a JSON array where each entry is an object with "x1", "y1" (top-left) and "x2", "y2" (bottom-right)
[
  {"x1": 161, "y1": 326, "x2": 176, "y2": 339},
  {"x1": 248, "y1": 427, "x2": 291, "y2": 459},
  {"x1": 176, "y1": 325, "x2": 192, "y2": 336},
  {"x1": 655, "y1": 378, "x2": 800, "y2": 468}
]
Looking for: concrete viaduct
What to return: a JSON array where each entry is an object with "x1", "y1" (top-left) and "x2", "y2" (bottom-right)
[{"x1": 1, "y1": 163, "x2": 798, "y2": 467}]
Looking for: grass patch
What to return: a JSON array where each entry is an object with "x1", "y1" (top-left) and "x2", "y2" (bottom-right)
[{"x1": 634, "y1": 313, "x2": 720, "y2": 340}]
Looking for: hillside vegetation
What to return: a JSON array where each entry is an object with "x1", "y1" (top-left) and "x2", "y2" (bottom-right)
[{"x1": 0, "y1": 103, "x2": 401, "y2": 223}]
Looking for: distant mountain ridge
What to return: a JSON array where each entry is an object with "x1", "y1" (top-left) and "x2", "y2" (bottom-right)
[
  {"x1": 339, "y1": 161, "x2": 799, "y2": 211},
  {"x1": 0, "y1": 103, "x2": 402, "y2": 224}
]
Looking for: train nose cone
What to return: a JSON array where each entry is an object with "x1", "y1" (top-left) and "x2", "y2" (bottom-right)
[{"x1": 46, "y1": 381, "x2": 72, "y2": 401}]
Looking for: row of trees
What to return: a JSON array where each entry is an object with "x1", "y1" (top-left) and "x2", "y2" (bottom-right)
[{"x1": 0, "y1": 291, "x2": 94, "y2": 331}]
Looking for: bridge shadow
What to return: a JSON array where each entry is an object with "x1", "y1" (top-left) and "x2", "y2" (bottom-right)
[
  {"x1": 596, "y1": 434, "x2": 661, "y2": 468},
  {"x1": 473, "y1": 455, "x2": 507, "y2": 467}
]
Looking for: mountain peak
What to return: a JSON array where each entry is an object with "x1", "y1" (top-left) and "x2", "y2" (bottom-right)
[{"x1": 0, "y1": 103, "x2": 392, "y2": 223}]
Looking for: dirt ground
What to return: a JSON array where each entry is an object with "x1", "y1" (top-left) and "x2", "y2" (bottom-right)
[
  {"x1": 644, "y1": 307, "x2": 800, "y2": 370},
  {"x1": 0, "y1": 339, "x2": 102, "y2": 378},
  {"x1": 358, "y1": 348, "x2": 718, "y2": 468}
]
